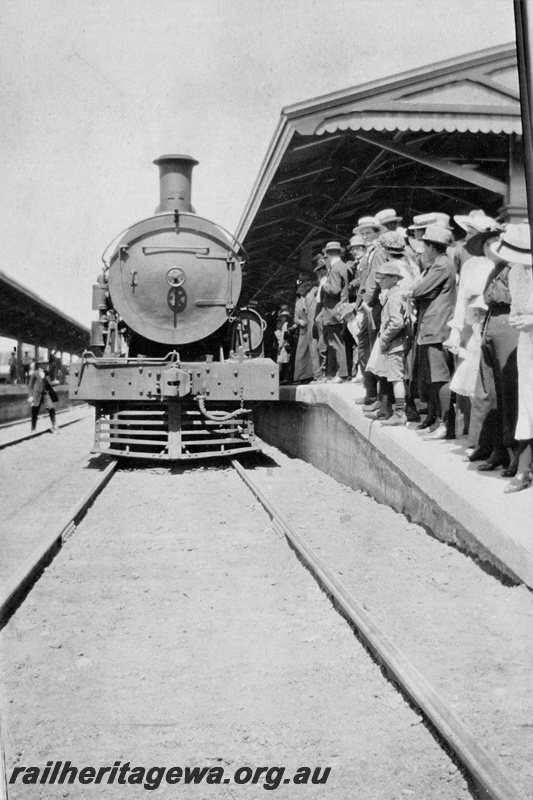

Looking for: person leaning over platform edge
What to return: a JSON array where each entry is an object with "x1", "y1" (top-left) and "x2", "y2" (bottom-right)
[
  {"x1": 408, "y1": 225, "x2": 457, "y2": 441},
  {"x1": 28, "y1": 360, "x2": 58, "y2": 433},
  {"x1": 321, "y1": 242, "x2": 349, "y2": 383}
]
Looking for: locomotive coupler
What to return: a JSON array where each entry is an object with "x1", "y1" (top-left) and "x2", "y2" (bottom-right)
[{"x1": 160, "y1": 367, "x2": 191, "y2": 398}]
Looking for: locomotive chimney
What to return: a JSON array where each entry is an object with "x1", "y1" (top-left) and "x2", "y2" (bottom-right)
[{"x1": 153, "y1": 154, "x2": 199, "y2": 213}]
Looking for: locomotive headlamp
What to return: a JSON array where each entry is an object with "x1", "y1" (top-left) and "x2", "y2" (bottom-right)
[{"x1": 166, "y1": 267, "x2": 186, "y2": 287}]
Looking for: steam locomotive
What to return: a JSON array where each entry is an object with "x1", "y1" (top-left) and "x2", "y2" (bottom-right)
[{"x1": 69, "y1": 155, "x2": 279, "y2": 460}]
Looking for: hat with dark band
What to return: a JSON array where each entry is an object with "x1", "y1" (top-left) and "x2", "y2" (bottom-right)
[
  {"x1": 376, "y1": 208, "x2": 403, "y2": 226},
  {"x1": 454, "y1": 209, "x2": 498, "y2": 233},
  {"x1": 352, "y1": 216, "x2": 387, "y2": 235},
  {"x1": 348, "y1": 234, "x2": 366, "y2": 249},
  {"x1": 324, "y1": 241, "x2": 343, "y2": 252},
  {"x1": 408, "y1": 212, "x2": 452, "y2": 231},
  {"x1": 490, "y1": 223, "x2": 532, "y2": 265}
]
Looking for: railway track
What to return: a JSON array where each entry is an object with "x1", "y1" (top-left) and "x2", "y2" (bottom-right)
[
  {"x1": 0, "y1": 406, "x2": 91, "y2": 451},
  {"x1": 0, "y1": 448, "x2": 529, "y2": 799}
]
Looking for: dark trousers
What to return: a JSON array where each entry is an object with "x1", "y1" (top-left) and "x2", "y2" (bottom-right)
[
  {"x1": 473, "y1": 312, "x2": 519, "y2": 452},
  {"x1": 357, "y1": 313, "x2": 378, "y2": 399},
  {"x1": 324, "y1": 324, "x2": 348, "y2": 378}
]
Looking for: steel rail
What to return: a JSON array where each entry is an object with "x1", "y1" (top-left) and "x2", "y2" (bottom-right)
[
  {"x1": 0, "y1": 407, "x2": 91, "y2": 452},
  {"x1": 0, "y1": 460, "x2": 117, "y2": 628},
  {"x1": 231, "y1": 458, "x2": 522, "y2": 800}
]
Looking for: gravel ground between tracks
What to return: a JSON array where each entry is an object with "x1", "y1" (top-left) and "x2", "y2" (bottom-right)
[
  {"x1": 0, "y1": 416, "x2": 109, "y2": 586},
  {"x1": 1, "y1": 463, "x2": 474, "y2": 799},
  {"x1": 248, "y1": 442, "x2": 533, "y2": 799}
]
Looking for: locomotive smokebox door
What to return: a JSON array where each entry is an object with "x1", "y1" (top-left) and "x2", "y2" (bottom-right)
[{"x1": 108, "y1": 215, "x2": 242, "y2": 345}]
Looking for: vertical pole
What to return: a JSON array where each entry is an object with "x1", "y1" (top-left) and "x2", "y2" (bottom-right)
[
  {"x1": 16, "y1": 339, "x2": 23, "y2": 384},
  {"x1": 514, "y1": 0, "x2": 533, "y2": 227}
]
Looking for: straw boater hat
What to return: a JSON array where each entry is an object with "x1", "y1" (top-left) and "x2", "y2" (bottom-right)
[
  {"x1": 408, "y1": 212, "x2": 452, "y2": 231},
  {"x1": 348, "y1": 234, "x2": 366, "y2": 249},
  {"x1": 490, "y1": 223, "x2": 532, "y2": 265},
  {"x1": 324, "y1": 241, "x2": 343, "y2": 253},
  {"x1": 352, "y1": 216, "x2": 387, "y2": 235},
  {"x1": 375, "y1": 208, "x2": 403, "y2": 226},
  {"x1": 421, "y1": 225, "x2": 454, "y2": 247},
  {"x1": 454, "y1": 209, "x2": 498, "y2": 233},
  {"x1": 375, "y1": 261, "x2": 403, "y2": 277}
]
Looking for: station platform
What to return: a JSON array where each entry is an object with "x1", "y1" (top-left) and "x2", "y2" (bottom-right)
[{"x1": 254, "y1": 382, "x2": 533, "y2": 590}]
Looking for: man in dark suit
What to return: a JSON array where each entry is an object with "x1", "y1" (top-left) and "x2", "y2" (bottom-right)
[
  {"x1": 409, "y1": 225, "x2": 457, "y2": 440},
  {"x1": 321, "y1": 242, "x2": 349, "y2": 383},
  {"x1": 28, "y1": 361, "x2": 58, "y2": 433}
]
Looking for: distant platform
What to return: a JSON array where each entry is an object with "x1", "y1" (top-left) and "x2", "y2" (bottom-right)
[
  {"x1": 254, "y1": 382, "x2": 533, "y2": 590},
  {"x1": 0, "y1": 384, "x2": 83, "y2": 425}
]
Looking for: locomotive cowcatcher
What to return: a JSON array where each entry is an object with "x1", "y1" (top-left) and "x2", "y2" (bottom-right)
[{"x1": 69, "y1": 155, "x2": 279, "y2": 459}]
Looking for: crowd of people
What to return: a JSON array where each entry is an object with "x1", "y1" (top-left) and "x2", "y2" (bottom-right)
[
  {"x1": 273, "y1": 207, "x2": 533, "y2": 495},
  {"x1": 6, "y1": 348, "x2": 64, "y2": 385}
]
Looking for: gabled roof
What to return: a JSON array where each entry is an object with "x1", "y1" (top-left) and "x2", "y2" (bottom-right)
[
  {"x1": 288, "y1": 43, "x2": 520, "y2": 136},
  {"x1": 236, "y1": 44, "x2": 520, "y2": 310}
]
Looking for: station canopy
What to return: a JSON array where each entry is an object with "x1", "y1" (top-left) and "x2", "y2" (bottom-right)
[
  {"x1": 0, "y1": 270, "x2": 90, "y2": 354},
  {"x1": 235, "y1": 44, "x2": 522, "y2": 311}
]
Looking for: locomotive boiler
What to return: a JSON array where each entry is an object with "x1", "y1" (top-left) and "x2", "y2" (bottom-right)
[{"x1": 69, "y1": 155, "x2": 279, "y2": 459}]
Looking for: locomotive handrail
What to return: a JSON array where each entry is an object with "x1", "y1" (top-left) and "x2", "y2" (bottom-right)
[{"x1": 102, "y1": 211, "x2": 248, "y2": 268}]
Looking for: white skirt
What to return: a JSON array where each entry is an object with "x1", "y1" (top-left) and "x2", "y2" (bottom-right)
[{"x1": 515, "y1": 331, "x2": 533, "y2": 440}]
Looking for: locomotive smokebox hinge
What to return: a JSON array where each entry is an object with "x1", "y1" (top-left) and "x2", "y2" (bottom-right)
[{"x1": 160, "y1": 367, "x2": 191, "y2": 398}]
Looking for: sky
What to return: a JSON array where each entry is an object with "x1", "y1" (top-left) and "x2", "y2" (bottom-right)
[{"x1": 0, "y1": 0, "x2": 518, "y2": 336}]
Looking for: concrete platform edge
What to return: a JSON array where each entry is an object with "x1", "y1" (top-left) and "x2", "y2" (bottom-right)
[{"x1": 254, "y1": 386, "x2": 533, "y2": 589}]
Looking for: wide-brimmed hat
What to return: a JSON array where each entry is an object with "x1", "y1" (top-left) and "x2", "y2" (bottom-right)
[
  {"x1": 348, "y1": 234, "x2": 366, "y2": 249},
  {"x1": 352, "y1": 216, "x2": 387, "y2": 235},
  {"x1": 375, "y1": 208, "x2": 403, "y2": 226},
  {"x1": 454, "y1": 209, "x2": 498, "y2": 233},
  {"x1": 490, "y1": 223, "x2": 532, "y2": 265},
  {"x1": 421, "y1": 225, "x2": 453, "y2": 247},
  {"x1": 408, "y1": 212, "x2": 452, "y2": 231},
  {"x1": 379, "y1": 231, "x2": 406, "y2": 253},
  {"x1": 468, "y1": 295, "x2": 488, "y2": 311},
  {"x1": 324, "y1": 241, "x2": 343, "y2": 252},
  {"x1": 313, "y1": 256, "x2": 327, "y2": 273},
  {"x1": 375, "y1": 261, "x2": 403, "y2": 277},
  {"x1": 464, "y1": 227, "x2": 503, "y2": 256}
]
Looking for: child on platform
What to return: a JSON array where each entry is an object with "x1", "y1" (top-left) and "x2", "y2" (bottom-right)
[{"x1": 371, "y1": 261, "x2": 412, "y2": 426}]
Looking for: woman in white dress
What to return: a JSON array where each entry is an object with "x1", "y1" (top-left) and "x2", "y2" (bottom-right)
[{"x1": 499, "y1": 224, "x2": 533, "y2": 492}]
